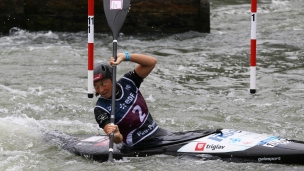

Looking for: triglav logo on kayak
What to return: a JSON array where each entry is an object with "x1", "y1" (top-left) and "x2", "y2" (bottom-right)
[
  {"x1": 195, "y1": 143, "x2": 225, "y2": 151},
  {"x1": 195, "y1": 143, "x2": 206, "y2": 151},
  {"x1": 206, "y1": 144, "x2": 225, "y2": 150}
]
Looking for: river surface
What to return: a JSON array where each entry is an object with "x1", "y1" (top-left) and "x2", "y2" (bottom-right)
[{"x1": 1, "y1": 0, "x2": 304, "y2": 170}]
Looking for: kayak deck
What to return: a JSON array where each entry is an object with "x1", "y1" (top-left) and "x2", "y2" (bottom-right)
[{"x1": 44, "y1": 129, "x2": 304, "y2": 165}]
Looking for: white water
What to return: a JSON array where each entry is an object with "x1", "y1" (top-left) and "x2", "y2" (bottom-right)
[{"x1": 1, "y1": 0, "x2": 304, "y2": 170}]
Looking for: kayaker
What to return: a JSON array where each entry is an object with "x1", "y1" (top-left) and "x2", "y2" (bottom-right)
[{"x1": 93, "y1": 52, "x2": 169, "y2": 147}]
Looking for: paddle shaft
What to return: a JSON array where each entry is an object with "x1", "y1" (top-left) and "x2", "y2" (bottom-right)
[
  {"x1": 103, "y1": 0, "x2": 130, "y2": 162},
  {"x1": 108, "y1": 41, "x2": 117, "y2": 162}
]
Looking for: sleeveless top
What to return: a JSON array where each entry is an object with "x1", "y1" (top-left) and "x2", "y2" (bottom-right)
[{"x1": 95, "y1": 76, "x2": 159, "y2": 146}]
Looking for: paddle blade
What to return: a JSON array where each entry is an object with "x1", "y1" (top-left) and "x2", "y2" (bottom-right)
[{"x1": 103, "y1": 0, "x2": 130, "y2": 39}]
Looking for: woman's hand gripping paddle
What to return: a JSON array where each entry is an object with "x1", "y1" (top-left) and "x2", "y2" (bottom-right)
[{"x1": 103, "y1": 0, "x2": 130, "y2": 162}]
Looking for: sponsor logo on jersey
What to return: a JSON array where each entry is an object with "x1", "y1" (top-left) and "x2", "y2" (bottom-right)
[
  {"x1": 125, "y1": 84, "x2": 131, "y2": 91},
  {"x1": 97, "y1": 112, "x2": 108, "y2": 122},
  {"x1": 125, "y1": 92, "x2": 135, "y2": 104},
  {"x1": 136, "y1": 120, "x2": 156, "y2": 137}
]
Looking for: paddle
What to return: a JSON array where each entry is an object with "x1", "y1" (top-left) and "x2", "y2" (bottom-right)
[{"x1": 103, "y1": 0, "x2": 130, "y2": 162}]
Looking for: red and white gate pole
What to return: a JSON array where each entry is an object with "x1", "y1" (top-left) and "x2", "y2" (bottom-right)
[
  {"x1": 88, "y1": 0, "x2": 94, "y2": 98},
  {"x1": 250, "y1": 0, "x2": 257, "y2": 94}
]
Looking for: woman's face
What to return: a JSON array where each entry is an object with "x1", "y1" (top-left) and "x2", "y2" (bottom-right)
[{"x1": 94, "y1": 78, "x2": 112, "y2": 99}]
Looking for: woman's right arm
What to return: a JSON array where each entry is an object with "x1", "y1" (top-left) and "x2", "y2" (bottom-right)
[
  {"x1": 103, "y1": 123, "x2": 123, "y2": 144},
  {"x1": 94, "y1": 108, "x2": 123, "y2": 144},
  {"x1": 94, "y1": 107, "x2": 110, "y2": 129}
]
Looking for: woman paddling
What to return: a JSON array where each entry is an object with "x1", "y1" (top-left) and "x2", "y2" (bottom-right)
[{"x1": 93, "y1": 52, "x2": 169, "y2": 147}]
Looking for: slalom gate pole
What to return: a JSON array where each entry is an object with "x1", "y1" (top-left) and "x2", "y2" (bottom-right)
[
  {"x1": 250, "y1": 0, "x2": 257, "y2": 94},
  {"x1": 88, "y1": 0, "x2": 94, "y2": 98}
]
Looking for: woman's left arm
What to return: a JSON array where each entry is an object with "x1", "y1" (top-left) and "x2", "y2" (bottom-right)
[{"x1": 110, "y1": 53, "x2": 157, "y2": 78}]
